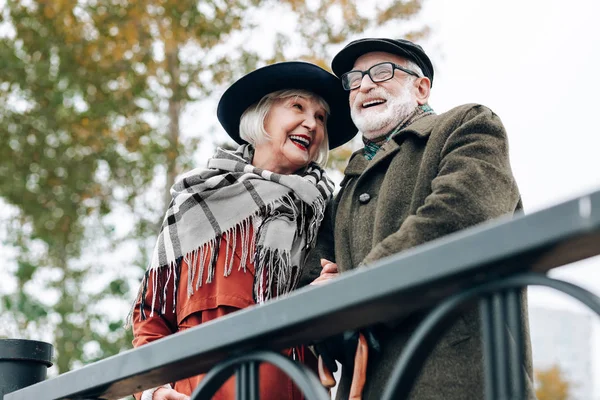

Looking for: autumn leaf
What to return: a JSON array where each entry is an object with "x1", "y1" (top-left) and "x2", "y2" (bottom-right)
[{"x1": 535, "y1": 365, "x2": 573, "y2": 400}]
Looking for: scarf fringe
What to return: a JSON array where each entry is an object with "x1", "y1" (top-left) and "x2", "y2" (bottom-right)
[
  {"x1": 253, "y1": 246, "x2": 297, "y2": 304},
  {"x1": 126, "y1": 194, "x2": 326, "y2": 327}
]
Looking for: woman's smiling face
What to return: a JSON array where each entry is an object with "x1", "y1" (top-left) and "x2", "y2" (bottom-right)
[{"x1": 253, "y1": 95, "x2": 327, "y2": 174}]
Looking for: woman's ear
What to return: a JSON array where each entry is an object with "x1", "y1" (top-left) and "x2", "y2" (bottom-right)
[{"x1": 414, "y1": 77, "x2": 431, "y2": 106}]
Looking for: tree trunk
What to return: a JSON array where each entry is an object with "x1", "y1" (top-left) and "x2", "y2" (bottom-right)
[
  {"x1": 54, "y1": 246, "x2": 71, "y2": 374},
  {"x1": 164, "y1": 48, "x2": 181, "y2": 212}
]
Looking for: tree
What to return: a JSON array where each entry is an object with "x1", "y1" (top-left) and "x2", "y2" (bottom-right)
[
  {"x1": 0, "y1": 0, "x2": 265, "y2": 373},
  {"x1": 535, "y1": 364, "x2": 573, "y2": 400},
  {"x1": 0, "y1": 0, "x2": 429, "y2": 373}
]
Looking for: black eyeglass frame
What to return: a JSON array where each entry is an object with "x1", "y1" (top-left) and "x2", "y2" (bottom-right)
[{"x1": 341, "y1": 62, "x2": 421, "y2": 91}]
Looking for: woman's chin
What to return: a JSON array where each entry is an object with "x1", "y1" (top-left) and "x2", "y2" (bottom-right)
[
  {"x1": 290, "y1": 157, "x2": 312, "y2": 173},
  {"x1": 284, "y1": 147, "x2": 310, "y2": 165},
  {"x1": 295, "y1": 152, "x2": 311, "y2": 166}
]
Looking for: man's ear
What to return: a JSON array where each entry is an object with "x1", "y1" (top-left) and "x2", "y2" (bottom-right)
[{"x1": 414, "y1": 77, "x2": 431, "y2": 105}]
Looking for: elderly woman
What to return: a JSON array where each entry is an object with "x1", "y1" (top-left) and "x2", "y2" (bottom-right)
[{"x1": 130, "y1": 61, "x2": 355, "y2": 400}]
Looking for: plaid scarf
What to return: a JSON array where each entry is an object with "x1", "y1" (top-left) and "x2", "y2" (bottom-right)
[
  {"x1": 132, "y1": 144, "x2": 334, "y2": 321},
  {"x1": 363, "y1": 104, "x2": 435, "y2": 160}
]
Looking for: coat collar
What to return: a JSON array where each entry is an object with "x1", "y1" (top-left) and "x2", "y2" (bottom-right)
[
  {"x1": 390, "y1": 112, "x2": 435, "y2": 141},
  {"x1": 343, "y1": 113, "x2": 436, "y2": 177}
]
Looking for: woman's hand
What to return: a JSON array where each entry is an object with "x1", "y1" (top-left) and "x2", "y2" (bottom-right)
[
  {"x1": 153, "y1": 387, "x2": 189, "y2": 400},
  {"x1": 310, "y1": 258, "x2": 339, "y2": 286}
]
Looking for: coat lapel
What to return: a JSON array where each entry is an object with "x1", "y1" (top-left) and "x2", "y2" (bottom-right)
[
  {"x1": 355, "y1": 114, "x2": 436, "y2": 178},
  {"x1": 343, "y1": 151, "x2": 368, "y2": 176}
]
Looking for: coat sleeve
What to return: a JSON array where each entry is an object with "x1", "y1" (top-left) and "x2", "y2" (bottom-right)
[
  {"x1": 131, "y1": 267, "x2": 178, "y2": 346},
  {"x1": 130, "y1": 267, "x2": 179, "y2": 400},
  {"x1": 361, "y1": 105, "x2": 521, "y2": 266}
]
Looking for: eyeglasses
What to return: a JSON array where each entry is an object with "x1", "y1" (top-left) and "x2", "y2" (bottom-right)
[{"x1": 341, "y1": 62, "x2": 420, "y2": 91}]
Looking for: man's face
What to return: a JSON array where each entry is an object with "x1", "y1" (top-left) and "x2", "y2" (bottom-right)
[{"x1": 349, "y1": 52, "x2": 419, "y2": 140}]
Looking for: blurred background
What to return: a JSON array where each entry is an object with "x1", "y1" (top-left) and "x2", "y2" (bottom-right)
[{"x1": 1, "y1": 0, "x2": 598, "y2": 399}]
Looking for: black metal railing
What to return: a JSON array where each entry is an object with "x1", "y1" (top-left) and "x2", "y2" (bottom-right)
[{"x1": 3, "y1": 189, "x2": 600, "y2": 400}]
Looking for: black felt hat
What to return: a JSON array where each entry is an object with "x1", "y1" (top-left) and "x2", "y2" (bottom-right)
[
  {"x1": 217, "y1": 61, "x2": 357, "y2": 149},
  {"x1": 331, "y1": 38, "x2": 434, "y2": 87}
]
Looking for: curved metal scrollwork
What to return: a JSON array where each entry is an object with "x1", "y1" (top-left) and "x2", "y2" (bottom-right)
[
  {"x1": 190, "y1": 350, "x2": 330, "y2": 400},
  {"x1": 381, "y1": 272, "x2": 600, "y2": 400}
]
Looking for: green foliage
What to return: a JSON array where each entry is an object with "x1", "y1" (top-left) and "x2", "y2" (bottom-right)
[
  {"x1": 0, "y1": 0, "x2": 428, "y2": 376},
  {"x1": 0, "y1": 0, "x2": 267, "y2": 373},
  {"x1": 275, "y1": 0, "x2": 427, "y2": 66},
  {"x1": 3, "y1": 292, "x2": 48, "y2": 322}
]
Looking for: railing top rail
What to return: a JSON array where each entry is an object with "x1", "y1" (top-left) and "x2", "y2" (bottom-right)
[{"x1": 6, "y1": 189, "x2": 600, "y2": 400}]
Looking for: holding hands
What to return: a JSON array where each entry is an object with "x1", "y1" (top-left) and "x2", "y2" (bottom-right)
[
  {"x1": 151, "y1": 387, "x2": 189, "y2": 400},
  {"x1": 310, "y1": 258, "x2": 339, "y2": 286}
]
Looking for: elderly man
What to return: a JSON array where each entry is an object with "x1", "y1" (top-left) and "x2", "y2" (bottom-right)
[{"x1": 308, "y1": 38, "x2": 535, "y2": 400}]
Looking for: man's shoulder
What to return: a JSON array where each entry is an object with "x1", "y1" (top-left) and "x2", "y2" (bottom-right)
[
  {"x1": 436, "y1": 103, "x2": 497, "y2": 121},
  {"x1": 426, "y1": 103, "x2": 504, "y2": 137}
]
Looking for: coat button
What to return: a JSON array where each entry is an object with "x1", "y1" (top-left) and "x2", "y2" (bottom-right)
[{"x1": 358, "y1": 193, "x2": 371, "y2": 204}]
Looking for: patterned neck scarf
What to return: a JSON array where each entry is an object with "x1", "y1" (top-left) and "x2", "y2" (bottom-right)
[
  {"x1": 363, "y1": 104, "x2": 435, "y2": 160},
  {"x1": 130, "y1": 144, "x2": 334, "y2": 323}
]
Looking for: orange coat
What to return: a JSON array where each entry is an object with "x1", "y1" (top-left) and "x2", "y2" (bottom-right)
[{"x1": 132, "y1": 228, "x2": 317, "y2": 400}]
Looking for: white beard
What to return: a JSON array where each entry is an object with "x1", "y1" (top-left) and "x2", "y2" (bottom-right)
[{"x1": 351, "y1": 85, "x2": 417, "y2": 140}]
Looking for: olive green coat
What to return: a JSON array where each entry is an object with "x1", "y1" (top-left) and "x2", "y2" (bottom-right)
[{"x1": 305, "y1": 104, "x2": 535, "y2": 400}]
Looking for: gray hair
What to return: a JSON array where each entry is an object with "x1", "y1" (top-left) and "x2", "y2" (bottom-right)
[
  {"x1": 239, "y1": 89, "x2": 330, "y2": 167},
  {"x1": 403, "y1": 59, "x2": 432, "y2": 93},
  {"x1": 401, "y1": 59, "x2": 431, "y2": 104},
  {"x1": 404, "y1": 59, "x2": 425, "y2": 79}
]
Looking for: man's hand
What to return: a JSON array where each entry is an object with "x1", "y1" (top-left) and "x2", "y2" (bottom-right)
[
  {"x1": 153, "y1": 388, "x2": 189, "y2": 400},
  {"x1": 315, "y1": 329, "x2": 381, "y2": 374},
  {"x1": 310, "y1": 259, "x2": 339, "y2": 286}
]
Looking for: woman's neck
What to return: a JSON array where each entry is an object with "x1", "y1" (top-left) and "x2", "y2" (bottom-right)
[{"x1": 252, "y1": 152, "x2": 296, "y2": 175}]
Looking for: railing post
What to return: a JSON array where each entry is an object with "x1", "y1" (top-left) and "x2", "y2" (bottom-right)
[{"x1": 0, "y1": 339, "x2": 53, "y2": 399}]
